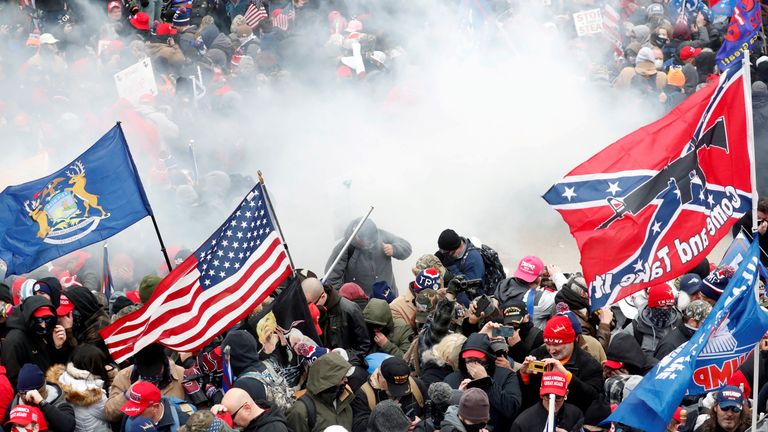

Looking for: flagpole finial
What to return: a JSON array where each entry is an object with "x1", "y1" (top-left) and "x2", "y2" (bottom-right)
[{"x1": 258, "y1": 170, "x2": 264, "y2": 185}]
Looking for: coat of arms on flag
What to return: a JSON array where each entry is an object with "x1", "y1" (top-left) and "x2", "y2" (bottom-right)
[{"x1": 543, "y1": 63, "x2": 753, "y2": 310}]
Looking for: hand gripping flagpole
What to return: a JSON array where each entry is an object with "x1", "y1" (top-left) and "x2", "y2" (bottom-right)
[
  {"x1": 257, "y1": 171, "x2": 296, "y2": 276},
  {"x1": 321, "y1": 206, "x2": 374, "y2": 284},
  {"x1": 116, "y1": 122, "x2": 173, "y2": 273},
  {"x1": 742, "y1": 50, "x2": 760, "y2": 432}
]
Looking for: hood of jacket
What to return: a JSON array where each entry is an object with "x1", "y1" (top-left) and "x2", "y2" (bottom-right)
[
  {"x1": 250, "y1": 401, "x2": 288, "y2": 430},
  {"x1": 495, "y1": 277, "x2": 530, "y2": 303},
  {"x1": 306, "y1": 352, "x2": 352, "y2": 395},
  {"x1": 442, "y1": 405, "x2": 467, "y2": 432},
  {"x1": 7, "y1": 295, "x2": 56, "y2": 332},
  {"x1": 363, "y1": 299, "x2": 394, "y2": 332},
  {"x1": 607, "y1": 331, "x2": 657, "y2": 374},
  {"x1": 457, "y1": 333, "x2": 497, "y2": 376},
  {"x1": 344, "y1": 218, "x2": 379, "y2": 250},
  {"x1": 46, "y1": 364, "x2": 105, "y2": 406},
  {"x1": 634, "y1": 305, "x2": 682, "y2": 334},
  {"x1": 222, "y1": 330, "x2": 261, "y2": 376}
]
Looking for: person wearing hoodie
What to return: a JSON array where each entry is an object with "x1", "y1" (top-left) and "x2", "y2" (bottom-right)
[
  {"x1": 339, "y1": 282, "x2": 369, "y2": 310},
  {"x1": 440, "y1": 388, "x2": 491, "y2": 432},
  {"x1": 8, "y1": 363, "x2": 76, "y2": 432},
  {"x1": 32, "y1": 277, "x2": 63, "y2": 309},
  {"x1": 324, "y1": 218, "x2": 412, "y2": 296},
  {"x1": 363, "y1": 298, "x2": 414, "y2": 357},
  {"x1": 519, "y1": 315, "x2": 603, "y2": 414},
  {"x1": 302, "y1": 277, "x2": 371, "y2": 358},
  {"x1": 368, "y1": 400, "x2": 418, "y2": 432},
  {"x1": 63, "y1": 286, "x2": 112, "y2": 355},
  {"x1": 1, "y1": 296, "x2": 69, "y2": 389},
  {"x1": 216, "y1": 388, "x2": 289, "y2": 432},
  {"x1": 286, "y1": 352, "x2": 355, "y2": 432},
  {"x1": 0, "y1": 282, "x2": 14, "y2": 341},
  {"x1": 655, "y1": 300, "x2": 711, "y2": 360},
  {"x1": 618, "y1": 283, "x2": 682, "y2": 362},
  {"x1": 444, "y1": 331, "x2": 522, "y2": 432},
  {"x1": 46, "y1": 344, "x2": 111, "y2": 432}
]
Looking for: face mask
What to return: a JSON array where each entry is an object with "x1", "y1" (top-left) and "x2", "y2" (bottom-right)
[
  {"x1": 33, "y1": 316, "x2": 55, "y2": 335},
  {"x1": 140, "y1": 374, "x2": 163, "y2": 385},
  {"x1": 463, "y1": 422, "x2": 486, "y2": 432},
  {"x1": 654, "y1": 59, "x2": 664, "y2": 70},
  {"x1": 652, "y1": 34, "x2": 668, "y2": 47},
  {"x1": 648, "y1": 307, "x2": 674, "y2": 328}
]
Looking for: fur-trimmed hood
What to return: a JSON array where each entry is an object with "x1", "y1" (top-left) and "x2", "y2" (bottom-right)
[{"x1": 46, "y1": 364, "x2": 106, "y2": 407}]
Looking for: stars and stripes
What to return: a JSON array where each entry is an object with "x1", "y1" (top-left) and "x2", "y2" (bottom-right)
[
  {"x1": 244, "y1": 1, "x2": 268, "y2": 29},
  {"x1": 100, "y1": 183, "x2": 292, "y2": 363},
  {"x1": 271, "y1": 2, "x2": 295, "y2": 31},
  {"x1": 602, "y1": 3, "x2": 624, "y2": 58}
]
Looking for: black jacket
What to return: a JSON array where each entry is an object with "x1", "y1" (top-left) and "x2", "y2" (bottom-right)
[
  {"x1": 732, "y1": 212, "x2": 768, "y2": 267},
  {"x1": 508, "y1": 321, "x2": 544, "y2": 363},
  {"x1": 318, "y1": 286, "x2": 371, "y2": 357},
  {"x1": 1, "y1": 296, "x2": 70, "y2": 389},
  {"x1": 420, "y1": 362, "x2": 453, "y2": 389},
  {"x1": 244, "y1": 401, "x2": 290, "y2": 432},
  {"x1": 444, "y1": 333, "x2": 522, "y2": 432},
  {"x1": 510, "y1": 401, "x2": 584, "y2": 432},
  {"x1": 522, "y1": 344, "x2": 603, "y2": 414},
  {"x1": 223, "y1": 330, "x2": 269, "y2": 401},
  {"x1": 350, "y1": 372, "x2": 427, "y2": 432},
  {"x1": 654, "y1": 324, "x2": 695, "y2": 360}
]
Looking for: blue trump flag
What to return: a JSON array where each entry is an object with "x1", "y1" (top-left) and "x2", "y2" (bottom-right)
[
  {"x1": 606, "y1": 238, "x2": 768, "y2": 431},
  {"x1": 0, "y1": 124, "x2": 153, "y2": 277},
  {"x1": 716, "y1": 0, "x2": 762, "y2": 70}
]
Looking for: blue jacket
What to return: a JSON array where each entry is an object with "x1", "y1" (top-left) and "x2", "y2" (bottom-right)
[{"x1": 443, "y1": 239, "x2": 485, "y2": 282}]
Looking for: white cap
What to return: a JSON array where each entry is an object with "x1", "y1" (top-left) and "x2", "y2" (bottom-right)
[{"x1": 39, "y1": 33, "x2": 59, "y2": 45}]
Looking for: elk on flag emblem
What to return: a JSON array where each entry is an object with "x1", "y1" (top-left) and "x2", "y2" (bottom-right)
[{"x1": 543, "y1": 62, "x2": 754, "y2": 310}]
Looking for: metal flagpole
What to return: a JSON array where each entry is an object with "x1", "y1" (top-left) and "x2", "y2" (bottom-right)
[
  {"x1": 188, "y1": 139, "x2": 199, "y2": 184},
  {"x1": 742, "y1": 50, "x2": 760, "y2": 431},
  {"x1": 546, "y1": 394, "x2": 556, "y2": 432},
  {"x1": 321, "y1": 206, "x2": 374, "y2": 284},
  {"x1": 116, "y1": 121, "x2": 173, "y2": 273},
  {"x1": 257, "y1": 171, "x2": 296, "y2": 276}
]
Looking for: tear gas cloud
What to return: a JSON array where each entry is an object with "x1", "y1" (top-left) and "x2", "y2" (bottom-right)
[{"x1": 0, "y1": 0, "x2": 679, "y2": 288}]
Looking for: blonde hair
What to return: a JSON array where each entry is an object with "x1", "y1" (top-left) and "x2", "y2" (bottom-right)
[{"x1": 430, "y1": 333, "x2": 467, "y2": 370}]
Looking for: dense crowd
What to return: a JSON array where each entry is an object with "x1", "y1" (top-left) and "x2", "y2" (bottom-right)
[{"x1": 3, "y1": 0, "x2": 768, "y2": 431}]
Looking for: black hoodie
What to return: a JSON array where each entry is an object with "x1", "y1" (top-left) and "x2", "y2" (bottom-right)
[
  {"x1": 1, "y1": 296, "x2": 70, "y2": 389},
  {"x1": 222, "y1": 330, "x2": 268, "y2": 401},
  {"x1": 444, "y1": 333, "x2": 522, "y2": 432},
  {"x1": 243, "y1": 401, "x2": 290, "y2": 432}
]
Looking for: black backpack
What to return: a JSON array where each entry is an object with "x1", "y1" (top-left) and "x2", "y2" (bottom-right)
[{"x1": 464, "y1": 242, "x2": 506, "y2": 294}]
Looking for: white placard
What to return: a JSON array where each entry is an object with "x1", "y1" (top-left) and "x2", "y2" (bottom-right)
[
  {"x1": 114, "y1": 58, "x2": 158, "y2": 104},
  {"x1": 573, "y1": 8, "x2": 603, "y2": 36}
]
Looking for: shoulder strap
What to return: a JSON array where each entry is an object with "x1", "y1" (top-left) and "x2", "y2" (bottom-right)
[
  {"x1": 408, "y1": 377, "x2": 424, "y2": 407},
  {"x1": 361, "y1": 382, "x2": 376, "y2": 411},
  {"x1": 299, "y1": 395, "x2": 316, "y2": 432}
]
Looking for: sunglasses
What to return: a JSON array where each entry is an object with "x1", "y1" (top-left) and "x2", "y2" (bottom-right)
[
  {"x1": 720, "y1": 405, "x2": 742, "y2": 413},
  {"x1": 231, "y1": 402, "x2": 247, "y2": 419}
]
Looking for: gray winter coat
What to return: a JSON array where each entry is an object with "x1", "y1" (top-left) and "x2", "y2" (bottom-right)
[
  {"x1": 439, "y1": 406, "x2": 467, "y2": 432},
  {"x1": 325, "y1": 219, "x2": 412, "y2": 296},
  {"x1": 621, "y1": 305, "x2": 682, "y2": 356}
]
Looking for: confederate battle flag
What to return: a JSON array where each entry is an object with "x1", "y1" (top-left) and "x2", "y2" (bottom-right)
[{"x1": 543, "y1": 62, "x2": 754, "y2": 310}]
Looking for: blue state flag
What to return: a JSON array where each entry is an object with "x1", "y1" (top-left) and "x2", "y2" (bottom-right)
[
  {"x1": 606, "y1": 238, "x2": 768, "y2": 431},
  {"x1": 716, "y1": 0, "x2": 762, "y2": 70},
  {"x1": 0, "y1": 124, "x2": 153, "y2": 277}
]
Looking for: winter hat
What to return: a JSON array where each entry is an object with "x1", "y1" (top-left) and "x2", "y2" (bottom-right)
[
  {"x1": 635, "y1": 46, "x2": 657, "y2": 75},
  {"x1": 540, "y1": 371, "x2": 569, "y2": 397},
  {"x1": 753, "y1": 81, "x2": 768, "y2": 94},
  {"x1": 556, "y1": 305, "x2": 583, "y2": 335},
  {"x1": 438, "y1": 229, "x2": 462, "y2": 251},
  {"x1": 700, "y1": 266, "x2": 735, "y2": 301},
  {"x1": 35, "y1": 277, "x2": 62, "y2": 308},
  {"x1": 647, "y1": 284, "x2": 676, "y2": 308},
  {"x1": 372, "y1": 281, "x2": 395, "y2": 303},
  {"x1": 679, "y1": 273, "x2": 702, "y2": 295},
  {"x1": 459, "y1": 388, "x2": 490, "y2": 423},
  {"x1": 646, "y1": 3, "x2": 664, "y2": 17},
  {"x1": 684, "y1": 300, "x2": 712, "y2": 322},
  {"x1": 130, "y1": 12, "x2": 151, "y2": 31},
  {"x1": 673, "y1": 21, "x2": 692, "y2": 40},
  {"x1": 65, "y1": 286, "x2": 104, "y2": 320},
  {"x1": 756, "y1": 56, "x2": 768, "y2": 67},
  {"x1": 367, "y1": 400, "x2": 410, "y2": 432},
  {"x1": 17, "y1": 364, "x2": 45, "y2": 392},
  {"x1": 0, "y1": 283, "x2": 12, "y2": 304},
  {"x1": 667, "y1": 68, "x2": 686, "y2": 88},
  {"x1": 412, "y1": 254, "x2": 447, "y2": 277},
  {"x1": 543, "y1": 315, "x2": 576, "y2": 344},
  {"x1": 412, "y1": 267, "x2": 440, "y2": 293},
  {"x1": 514, "y1": 256, "x2": 544, "y2": 283},
  {"x1": 139, "y1": 275, "x2": 162, "y2": 303},
  {"x1": 173, "y1": 7, "x2": 191, "y2": 26},
  {"x1": 340, "y1": 282, "x2": 369, "y2": 302}
]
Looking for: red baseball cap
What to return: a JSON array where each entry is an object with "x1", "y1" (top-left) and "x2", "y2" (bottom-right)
[
  {"x1": 647, "y1": 284, "x2": 676, "y2": 308},
  {"x1": 6, "y1": 405, "x2": 47, "y2": 429},
  {"x1": 514, "y1": 256, "x2": 544, "y2": 283},
  {"x1": 540, "y1": 371, "x2": 568, "y2": 397},
  {"x1": 32, "y1": 306, "x2": 54, "y2": 318},
  {"x1": 121, "y1": 381, "x2": 162, "y2": 416},
  {"x1": 680, "y1": 46, "x2": 702, "y2": 61},
  {"x1": 57, "y1": 294, "x2": 74, "y2": 316},
  {"x1": 602, "y1": 360, "x2": 624, "y2": 370},
  {"x1": 461, "y1": 350, "x2": 487, "y2": 360}
]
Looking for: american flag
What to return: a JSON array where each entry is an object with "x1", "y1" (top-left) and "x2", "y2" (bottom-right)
[
  {"x1": 602, "y1": 3, "x2": 623, "y2": 59},
  {"x1": 244, "y1": 1, "x2": 268, "y2": 29},
  {"x1": 271, "y1": 3, "x2": 295, "y2": 31},
  {"x1": 100, "y1": 183, "x2": 292, "y2": 363}
]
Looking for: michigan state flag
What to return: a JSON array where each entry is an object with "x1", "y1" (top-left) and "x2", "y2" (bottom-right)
[{"x1": 0, "y1": 124, "x2": 153, "y2": 277}]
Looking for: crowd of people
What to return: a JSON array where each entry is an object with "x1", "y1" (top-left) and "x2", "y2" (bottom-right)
[{"x1": 3, "y1": 0, "x2": 768, "y2": 430}]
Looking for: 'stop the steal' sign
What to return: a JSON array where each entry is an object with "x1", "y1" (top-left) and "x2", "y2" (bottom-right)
[{"x1": 573, "y1": 9, "x2": 603, "y2": 36}]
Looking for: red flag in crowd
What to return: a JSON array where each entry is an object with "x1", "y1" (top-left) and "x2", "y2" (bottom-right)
[
  {"x1": 244, "y1": 1, "x2": 268, "y2": 29},
  {"x1": 100, "y1": 183, "x2": 293, "y2": 363},
  {"x1": 543, "y1": 63, "x2": 754, "y2": 310}
]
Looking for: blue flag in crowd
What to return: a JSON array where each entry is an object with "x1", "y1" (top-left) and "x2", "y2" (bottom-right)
[
  {"x1": 716, "y1": 0, "x2": 762, "y2": 70},
  {"x1": 606, "y1": 238, "x2": 768, "y2": 431},
  {"x1": 0, "y1": 124, "x2": 153, "y2": 277}
]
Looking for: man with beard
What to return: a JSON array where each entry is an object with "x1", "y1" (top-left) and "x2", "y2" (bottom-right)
[
  {"x1": 695, "y1": 386, "x2": 751, "y2": 432},
  {"x1": 655, "y1": 300, "x2": 711, "y2": 360},
  {"x1": 324, "y1": 218, "x2": 412, "y2": 297},
  {"x1": 519, "y1": 314, "x2": 603, "y2": 414}
]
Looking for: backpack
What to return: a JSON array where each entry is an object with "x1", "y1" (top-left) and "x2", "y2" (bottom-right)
[
  {"x1": 464, "y1": 243, "x2": 506, "y2": 294},
  {"x1": 237, "y1": 362, "x2": 296, "y2": 413}
]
